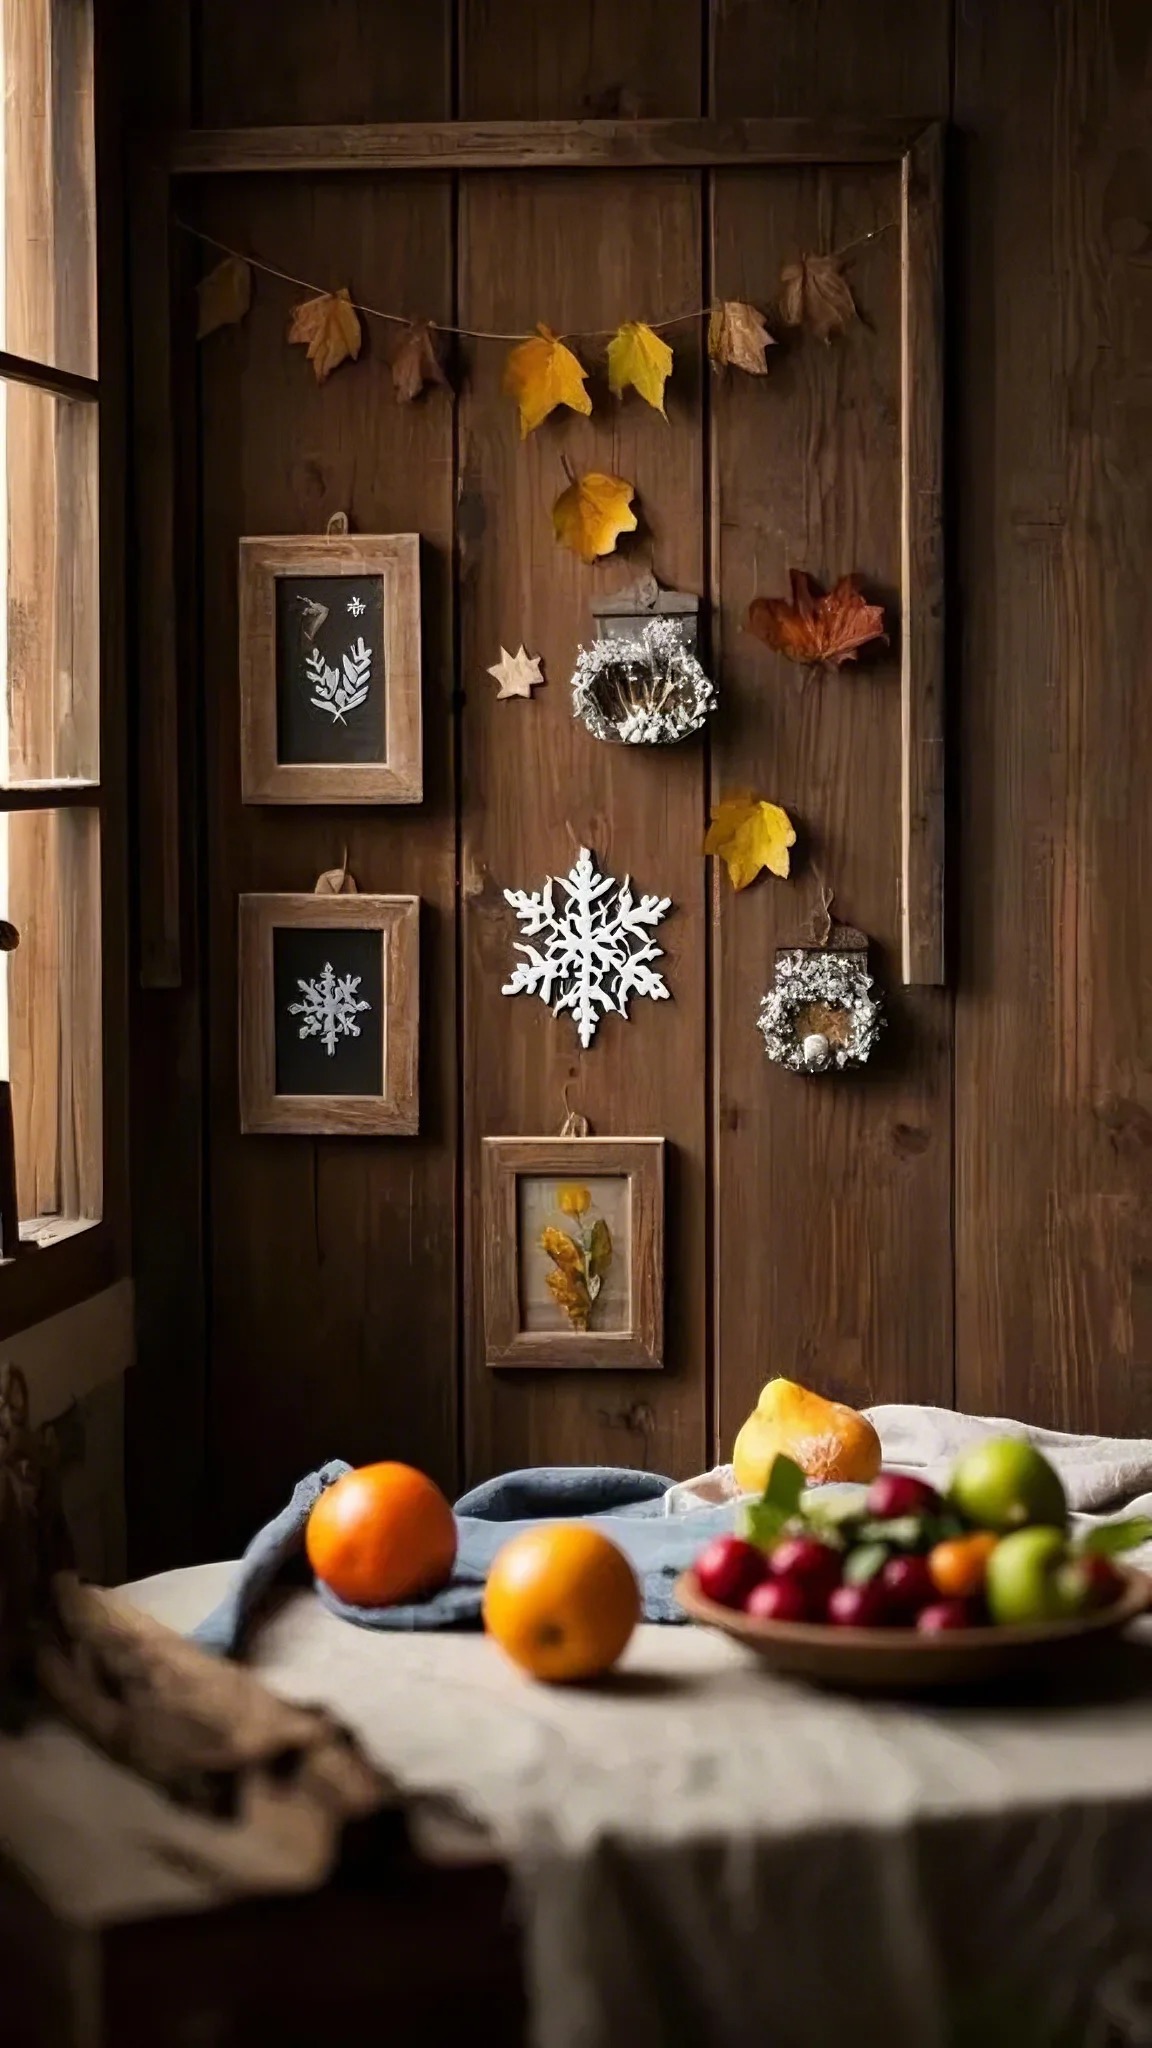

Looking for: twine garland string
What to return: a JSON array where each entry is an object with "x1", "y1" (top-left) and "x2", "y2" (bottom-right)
[{"x1": 180, "y1": 217, "x2": 898, "y2": 349}]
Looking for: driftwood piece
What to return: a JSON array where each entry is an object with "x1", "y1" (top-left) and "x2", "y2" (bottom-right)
[
  {"x1": 35, "y1": 1574, "x2": 399, "y2": 1895},
  {"x1": 1, "y1": 1363, "x2": 401, "y2": 1896}
]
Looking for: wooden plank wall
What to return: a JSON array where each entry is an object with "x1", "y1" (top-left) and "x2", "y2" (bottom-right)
[{"x1": 123, "y1": 0, "x2": 1152, "y2": 1565}]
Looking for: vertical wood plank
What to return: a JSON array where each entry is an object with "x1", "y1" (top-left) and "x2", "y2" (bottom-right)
[
  {"x1": 900, "y1": 122, "x2": 945, "y2": 985},
  {"x1": 459, "y1": 0, "x2": 702, "y2": 118},
  {"x1": 197, "y1": 167, "x2": 457, "y2": 1539},
  {"x1": 195, "y1": 0, "x2": 453, "y2": 125},
  {"x1": 709, "y1": 4, "x2": 953, "y2": 1459},
  {"x1": 122, "y1": 0, "x2": 206, "y2": 1574},
  {"x1": 128, "y1": 160, "x2": 181, "y2": 989},
  {"x1": 459, "y1": 3, "x2": 707, "y2": 1482},
  {"x1": 954, "y1": 0, "x2": 1152, "y2": 1433}
]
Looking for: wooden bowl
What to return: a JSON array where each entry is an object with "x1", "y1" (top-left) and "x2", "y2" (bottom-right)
[{"x1": 675, "y1": 1566, "x2": 1152, "y2": 1693}]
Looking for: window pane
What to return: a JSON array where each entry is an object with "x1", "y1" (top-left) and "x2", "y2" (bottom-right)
[
  {"x1": 0, "y1": 803, "x2": 100, "y2": 1231},
  {"x1": 0, "y1": 0, "x2": 96, "y2": 379},
  {"x1": 0, "y1": 375, "x2": 98, "y2": 782}
]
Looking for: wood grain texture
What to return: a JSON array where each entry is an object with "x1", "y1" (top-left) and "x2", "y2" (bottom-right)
[
  {"x1": 482, "y1": 1137, "x2": 664, "y2": 1369},
  {"x1": 900, "y1": 122, "x2": 946, "y2": 984},
  {"x1": 239, "y1": 894, "x2": 419, "y2": 1137},
  {"x1": 459, "y1": 4, "x2": 707, "y2": 1481},
  {"x1": 954, "y1": 0, "x2": 1152, "y2": 1434},
  {"x1": 458, "y1": 0, "x2": 701, "y2": 118},
  {"x1": 163, "y1": 117, "x2": 931, "y2": 176},
  {"x1": 238, "y1": 533, "x2": 422, "y2": 805},
  {"x1": 196, "y1": 163, "x2": 457, "y2": 1538},
  {"x1": 195, "y1": 0, "x2": 453, "y2": 126},
  {"x1": 709, "y1": 3, "x2": 953, "y2": 1461}
]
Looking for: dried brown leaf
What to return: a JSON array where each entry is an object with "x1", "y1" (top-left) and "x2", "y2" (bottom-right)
[
  {"x1": 287, "y1": 288, "x2": 362, "y2": 383},
  {"x1": 707, "y1": 300, "x2": 775, "y2": 375},
  {"x1": 746, "y1": 571, "x2": 887, "y2": 668},
  {"x1": 778, "y1": 253, "x2": 857, "y2": 343},
  {"x1": 391, "y1": 320, "x2": 449, "y2": 402},
  {"x1": 196, "y1": 255, "x2": 252, "y2": 340}
]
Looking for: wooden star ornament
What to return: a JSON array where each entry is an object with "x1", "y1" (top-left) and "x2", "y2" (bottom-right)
[{"x1": 488, "y1": 644, "x2": 545, "y2": 700}]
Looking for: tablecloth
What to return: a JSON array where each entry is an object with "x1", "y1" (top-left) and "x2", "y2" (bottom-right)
[{"x1": 122, "y1": 1558, "x2": 1152, "y2": 2048}]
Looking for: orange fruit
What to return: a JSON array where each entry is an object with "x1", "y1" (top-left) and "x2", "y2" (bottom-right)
[
  {"x1": 928, "y1": 1530, "x2": 999, "y2": 1600},
  {"x1": 483, "y1": 1524, "x2": 640, "y2": 1683},
  {"x1": 306, "y1": 1462, "x2": 457, "y2": 1608}
]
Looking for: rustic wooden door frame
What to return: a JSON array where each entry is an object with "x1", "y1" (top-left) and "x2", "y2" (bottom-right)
[{"x1": 129, "y1": 114, "x2": 944, "y2": 992}]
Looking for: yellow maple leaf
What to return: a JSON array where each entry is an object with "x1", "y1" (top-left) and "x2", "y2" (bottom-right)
[
  {"x1": 287, "y1": 288, "x2": 362, "y2": 383},
  {"x1": 606, "y1": 321, "x2": 673, "y2": 415},
  {"x1": 552, "y1": 471, "x2": 637, "y2": 564},
  {"x1": 502, "y1": 324, "x2": 591, "y2": 437},
  {"x1": 704, "y1": 790, "x2": 796, "y2": 890}
]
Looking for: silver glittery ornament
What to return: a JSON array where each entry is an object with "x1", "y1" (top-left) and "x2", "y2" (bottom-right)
[
  {"x1": 758, "y1": 936, "x2": 883, "y2": 1075},
  {"x1": 571, "y1": 618, "x2": 717, "y2": 746}
]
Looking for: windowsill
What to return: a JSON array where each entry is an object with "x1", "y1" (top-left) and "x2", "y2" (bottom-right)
[{"x1": 16, "y1": 1213, "x2": 101, "y2": 1253}]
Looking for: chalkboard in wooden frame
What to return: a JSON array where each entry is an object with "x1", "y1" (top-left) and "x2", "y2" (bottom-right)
[
  {"x1": 482, "y1": 1136, "x2": 664, "y2": 1369},
  {"x1": 239, "y1": 533, "x2": 421, "y2": 804},
  {"x1": 239, "y1": 893, "x2": 419, "y2": 1135}
]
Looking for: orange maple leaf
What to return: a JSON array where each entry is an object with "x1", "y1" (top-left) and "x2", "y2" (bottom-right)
[{"x1": 746, "y1": 571, "x2": 886, "y2": 668}]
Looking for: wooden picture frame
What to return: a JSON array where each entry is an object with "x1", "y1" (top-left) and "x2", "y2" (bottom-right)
[
  {"x1": 239, "y1": 893, "x2": 419, "y2": 1136},
  {"x1": 238, "y1": 532, "x2": 422, "y2": 805},
  {"x1": 482, "y1": 1136, "x2": 664, "y2": 1369}
]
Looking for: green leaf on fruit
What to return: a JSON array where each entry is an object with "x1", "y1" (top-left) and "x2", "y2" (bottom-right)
[
  {"x1": 1076, "y1": 1517, "x2": 1152, "y2": 1559},
  {"x1": 739, "y1": 1454, "x2": 807, "y2": 1552},
  {"x1": 761, "y1": 1453, "x2": 806, "y2": 1517},
  {"x1": 843, "y1": 1542, "x2": 889, "y2": 1586}
]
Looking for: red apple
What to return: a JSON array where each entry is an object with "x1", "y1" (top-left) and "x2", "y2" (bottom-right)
[
  {"x1": 695, "y1": 1536, "x2": 768, "y2": 1610},
  {"x1": 828, "y1": 1581, "x2": 891, "y2": 1628},
  {"x1": 769, "y1": 1536, "x2": 842, "y2": 1601},
  {"x1": 745, "y1": 1576, "x2": 809, "y2": 1624},
  {"x1": 879, "y1": 1554, "x2": 937, "y2": 1620},
  {"x1": 866, "y1": 1472, "x2": 942, "y2": 1519},
  {"x1": 916, "y1": 1599, "x2": 976, "y2": 1632}
]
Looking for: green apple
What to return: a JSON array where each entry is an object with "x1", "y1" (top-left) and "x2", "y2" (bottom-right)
[
  {"x1": 985, "y1": 1526, "x2": 1079, "y2": 1625},
  {"x1": 948, "y1": 1438, "x2": 1067, "y2": 1533}
]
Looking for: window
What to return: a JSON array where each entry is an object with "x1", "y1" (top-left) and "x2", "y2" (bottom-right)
[{"x1": 0, "y1": 0, "x2": 105, "y2": 1306}]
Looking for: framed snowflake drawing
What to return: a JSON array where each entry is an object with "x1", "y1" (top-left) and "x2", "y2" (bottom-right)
[
  {"x1": 238, "y1": 532, "x2": 421, "y2": 804},
  {"x1": 238, "y1": 893, "x2": 419, "y2": 1135},
  {"x1": 482, "y1": 1136, "x2": 664, "y2": 1370}
]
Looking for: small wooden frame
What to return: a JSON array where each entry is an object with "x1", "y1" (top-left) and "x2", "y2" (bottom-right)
[
  {"x1": 239, "y1": 894, "x2": 419, "y2": 1136},
  {"x1": 482, "y1": 1136, "x2": 664, "y2": 1369},
  {"x1": 239, "y1": 533, "x2": 422, "y2": 805}
]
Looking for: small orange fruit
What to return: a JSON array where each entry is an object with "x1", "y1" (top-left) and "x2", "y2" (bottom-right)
[
  {"x1": 928, "y1": 1530, "x2": 999, "y2": 1601},
  {"x1": 483, "y1": 1524, "x2": 639, "y2": 1682},
  {"x1": 306, "y1": 1462, "x2": 457, "y2": 1608}
]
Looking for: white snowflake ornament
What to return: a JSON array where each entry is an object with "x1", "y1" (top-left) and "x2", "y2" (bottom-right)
[
  {"x1": 502, "y1": 846, "x2": 672, "y2": 1048},
  {"x1": 288, "y1": 961, "x2": 371, "y2": 1056}
]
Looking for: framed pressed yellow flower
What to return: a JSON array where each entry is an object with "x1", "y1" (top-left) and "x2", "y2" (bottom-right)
[{"x1": 481, "y1": 1137, "x2": 665, "y2": 1370}]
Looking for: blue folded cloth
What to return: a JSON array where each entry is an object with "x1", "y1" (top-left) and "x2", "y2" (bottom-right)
[{"x1": 192, "y1": 1463, "x2": 740, "y2": 1657}]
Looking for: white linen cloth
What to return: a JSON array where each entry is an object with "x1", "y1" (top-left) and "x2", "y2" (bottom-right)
[{"x1": 664, "y1": 1404, "x2": 1152, "y2": 1566}]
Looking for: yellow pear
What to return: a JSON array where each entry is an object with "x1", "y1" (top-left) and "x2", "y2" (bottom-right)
[{"x1": 732, "y1": 1377, "x2": 881, "y2": 1494}]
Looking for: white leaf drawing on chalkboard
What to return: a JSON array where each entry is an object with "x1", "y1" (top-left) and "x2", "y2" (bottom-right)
[
  {"x1": 303, "y1": 638, "x2": 373, "y2": 724},
  {"x1": 287, "y1": 961, "x2": 371, "y2": 1057}
]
